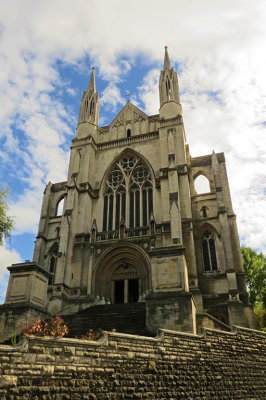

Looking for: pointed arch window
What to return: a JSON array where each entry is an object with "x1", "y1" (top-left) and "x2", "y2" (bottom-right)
[
  {"x1": 166, "y1": 76, "x2": 171, "y2": 100},
  {"x1": 55, "y1": 197, "x2": 64, "y2": 216},
  {"x1": 202, "y1": 231, "x2": 218, "y2": 271},
  {"x1": 194, "y1": 175, "x2": 211, "y2": 194},
  {"x1": 83, "y1": 97, "x2": 89, "y2": 121},
  {"x1": 102, "y1": 155, "x2": 153, "y2": 231},
  {"x1": 48, "y1": 243, "x2": 58, "y2": 285},
  {"x1": 201, "y1": 206, "x2": 208, "y2": 218},
  {"x1": 90, "y1": 99, "x2": 95, "y2": 117}
]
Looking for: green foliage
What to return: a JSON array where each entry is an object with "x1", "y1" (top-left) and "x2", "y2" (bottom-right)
[
  {"x1": 0, "y1": 187, "x2": 14, "y2": 245},
  {"x1": 241, "y1": 247, "x2": 266, "y2": 330},
  {"x1": 253, "y1": 302, "x2": 266, "y2": 332}
]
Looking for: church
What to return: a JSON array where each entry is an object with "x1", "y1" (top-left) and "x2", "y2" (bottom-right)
[{"x1": 0, "y1": 48, "x2": 256, "y2": 339}]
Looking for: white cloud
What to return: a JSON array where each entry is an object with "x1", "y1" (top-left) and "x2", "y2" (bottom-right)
[
  {"x1": 100, "y1": 82, "x2": 126, "y2": 112},
  {"x1": 137, "y1": 69, "x2": 160, "y2": 115},
  {"x1": 0, "y1": 0, "x2": 265, "y2": 256}
]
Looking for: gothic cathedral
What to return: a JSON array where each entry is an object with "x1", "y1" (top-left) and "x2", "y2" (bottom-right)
[{"x1": 2, "y1": 48, "x2": 256, "y2": 337}]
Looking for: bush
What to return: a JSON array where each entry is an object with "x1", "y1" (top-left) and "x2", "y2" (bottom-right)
[{"x1": 20, "y1": 316, "x2": 68, "y2": 338}]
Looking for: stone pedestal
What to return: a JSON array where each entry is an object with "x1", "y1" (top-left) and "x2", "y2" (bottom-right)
[
  {"x1": 5, "y1": 262, "x2": 50, "y2": 307},
  {"x1": 228, "y1": 299, "x2": 248, "y2": 327},
  {"x1": 146, "y1": 246, "x2": 196, "y2": 334},
  {"x1": 146, "y1": 291, "x2": 196, "y2": 334},
  {"x1": 0, "y1": 262, "x2": 50, "y2": 342}
]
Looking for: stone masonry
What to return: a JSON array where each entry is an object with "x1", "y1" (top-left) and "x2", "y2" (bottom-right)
[{"x1": 0, "y1": 326, "x2": 265, "y2": 399}]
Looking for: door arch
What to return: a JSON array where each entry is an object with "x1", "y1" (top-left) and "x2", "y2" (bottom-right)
[{"x1": 93, "y1": 242, "x2": 151, "y2": 304}]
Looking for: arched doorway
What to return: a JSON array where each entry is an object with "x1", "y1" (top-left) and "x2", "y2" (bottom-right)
[{"x1": 93, "y1": 243, "x2": 151, "y2": 304}]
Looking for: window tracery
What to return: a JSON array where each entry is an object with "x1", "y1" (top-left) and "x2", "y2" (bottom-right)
[{"x1": 102, "y1": 155, "x2": 153, "y2": 231}]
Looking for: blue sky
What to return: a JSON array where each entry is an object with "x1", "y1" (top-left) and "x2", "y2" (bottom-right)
[{"x1": 0, "y1": 0, "x2": 266, "y2": 302}]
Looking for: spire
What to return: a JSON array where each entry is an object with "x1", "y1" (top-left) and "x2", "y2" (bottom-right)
[
  {"x1": 78, "y1": 67, "x2": 99, "y2": 126},
  {"x1": 87, "y1": 67, "x2": 96, "y2": 93},
  {"x1": 159, "y1": 47, "x2": 181, "y2": 114},
  {"x1": 163, "y1": 46, "x2": 172, "y2": 70}
]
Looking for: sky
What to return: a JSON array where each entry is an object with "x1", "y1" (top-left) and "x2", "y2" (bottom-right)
[{"x1": 0, "y1": 0, "x2": 266, "y2": 302}]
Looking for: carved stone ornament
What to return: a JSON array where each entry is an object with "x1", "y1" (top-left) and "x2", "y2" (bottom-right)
[
  {"x1": 177, "y1": 165, "x2": 188, "y2": 175},
  {"x1": 169, "y1": 192, "x2": 179, "y2": 208},
  {"x1": 168, "y1": 153, "x2": 175, "y2": 164}
]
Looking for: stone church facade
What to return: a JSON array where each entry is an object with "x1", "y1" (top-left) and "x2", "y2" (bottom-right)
[{"x1": 1, "y1": 48, "x2": 256, "y2": 337}]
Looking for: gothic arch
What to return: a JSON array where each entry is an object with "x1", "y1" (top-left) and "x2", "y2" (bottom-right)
[
  {"x1": 55, "y1": 196, "x2": 65, "y2": 216},
  {"x1": 192, "y1": 170, "x2": 210, "y2": 180},
  {"x1": 197, "y1": 223, "x2": 219, "y2": 272},
  {"x1": 100, "y1": 148, "x2": 156, "y2": 191},
  {"x1": 101, "y1": 149, "x2": 155, "y2": 231},
  {"x1": 93, "y1": 242, "x2": 151, "y2": 303},
  {"x1": 193, "y1": 174, "x2": 211, "y2": 194},
  {"x1": 197, "y1": 222, "x2": 220, "y2": 238},
  {"x1": 47, "y1": 242, "x2": 59, "y2": 285}
]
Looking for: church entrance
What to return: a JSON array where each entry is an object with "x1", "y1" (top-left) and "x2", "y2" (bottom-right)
[
  {"x1": 114, "y1": 278, "x2": 139, "y2": 303},
  {"x1": 112, "y1": 263, "x2": 140, "y2": 304},
  {"x1": 93, "y1": 243, "x2": 151, "y2": 305}
]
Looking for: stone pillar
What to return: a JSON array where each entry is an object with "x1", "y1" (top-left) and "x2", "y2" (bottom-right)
[
  {"x1": 146, "y1": 247, "x2": 196, "y2": 334},
  {"x1": 124, "y1": 279, "x2": 128, "y2": 304},
  {"x1": 228, "y1": 297, "x2": 249, "y2": 327},
  {"x1": 146, "y1": 291, "x2": 196, "y2": 334},
  {"x1": 5, "y1": 262, "x2": 50, "y2": 307},
  {"x1": 0, "y1": 262, "x2": 50, "y2": 342}
]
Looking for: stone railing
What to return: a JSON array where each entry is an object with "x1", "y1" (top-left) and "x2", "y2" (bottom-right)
[
  {"x1": 74, "y1": 223, "x2": 172, "y2": 244},
  {"x1": 96, "y1": 226, "x2": 150, "y2": 241}
]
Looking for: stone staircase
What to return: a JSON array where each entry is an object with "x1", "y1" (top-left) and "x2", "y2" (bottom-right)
[{"x1": 63, "y1": 302, "x2": 154, "y2": 338}]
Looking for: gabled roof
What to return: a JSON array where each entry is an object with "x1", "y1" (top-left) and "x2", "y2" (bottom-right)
[{"x1": 109, "y1": 102, "x2": 149, "y2": 128}]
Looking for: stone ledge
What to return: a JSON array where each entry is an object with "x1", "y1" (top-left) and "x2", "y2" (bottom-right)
[{"x1": 7, "y1": 262, "x2": 51, "y2": 278}]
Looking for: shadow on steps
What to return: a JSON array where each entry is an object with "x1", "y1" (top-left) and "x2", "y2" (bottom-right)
[{"x1": 63, "y1": 302, "x2": 155, "y2": 338}]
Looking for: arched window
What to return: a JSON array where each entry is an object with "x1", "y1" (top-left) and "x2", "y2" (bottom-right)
[
  {"x1": 201, "y1": 231, "x2": 218, "y2": 271},
  {"x1": 166, "y1": 76, "x2": 171, "y2": 101},
  {"x1": 90, "y1": 99, "x2": 95, "y2": 116},
  {"x1": 201, "y1": 206, "x2": 208, "y2": 218},
  {"x1": 102, "y1": 154, "x2": 153, "y2": 231},
  {"x1": 55, "y1": 197, "x2": 64, "y2": 216},
  {"x1": 194, "y1": 175, "x2": 211, "y2": 194},
  {"x1": 127, "y1": 129, "x2": 131, "y2": 137},
  {"x1": 84, "y1": 98, "x2": 89, "y2": 120},
  {"x1": 48, "y1": 243, "x2": 58, "y2": 285}
]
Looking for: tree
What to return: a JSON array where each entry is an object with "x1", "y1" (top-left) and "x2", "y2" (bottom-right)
[
  {"x1": 241, "y1": 246, "x2": 266, "y2": 330},
  {"x1": 0, "y1": 188, "x2": 14, "y2": 245}
]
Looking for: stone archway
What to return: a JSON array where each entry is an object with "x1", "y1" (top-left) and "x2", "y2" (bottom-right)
[{"x1": 93, "y1": 243, "x2": 151, "y2": 304}]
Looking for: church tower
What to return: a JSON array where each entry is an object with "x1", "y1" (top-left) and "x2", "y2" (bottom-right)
[{"x1": 1, "y1": 48, "x2": 256, "y2": 338}]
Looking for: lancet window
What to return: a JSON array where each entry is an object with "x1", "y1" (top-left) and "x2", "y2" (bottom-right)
[
  {"x1": 48, "y1": 243, "x2": 58, "y2": 285},
  {"x1": 102, "y1": 155, "x2": 153, "y2": 231},
  {"x1": 166, "y1": 76, "x2": 171, "y2": 100},
  {"x1": 201, "y1": 231, "x2": 218, "y2": 271}
]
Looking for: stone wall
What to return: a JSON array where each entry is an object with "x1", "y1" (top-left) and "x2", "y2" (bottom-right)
[{"x1": 0, "y1": 327, "x2": 265, "y2": 399}]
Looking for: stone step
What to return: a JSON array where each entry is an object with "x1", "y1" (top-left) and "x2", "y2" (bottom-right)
[{"x1": 63, "y1": 302, "x2": 153, "y2": 338}]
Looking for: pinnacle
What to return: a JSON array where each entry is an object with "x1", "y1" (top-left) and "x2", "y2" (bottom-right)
[
  {"x1": 163, "y1": 45, "x2": 172, "y2": 70},
  {"x1": 87, "y1": 66, "x2": 96, "y2": 92}
]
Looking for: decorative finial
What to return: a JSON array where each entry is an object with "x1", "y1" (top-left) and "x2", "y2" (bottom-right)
[{"x1": 126, "y1": 91, "x2": 132, "y2": 103}]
